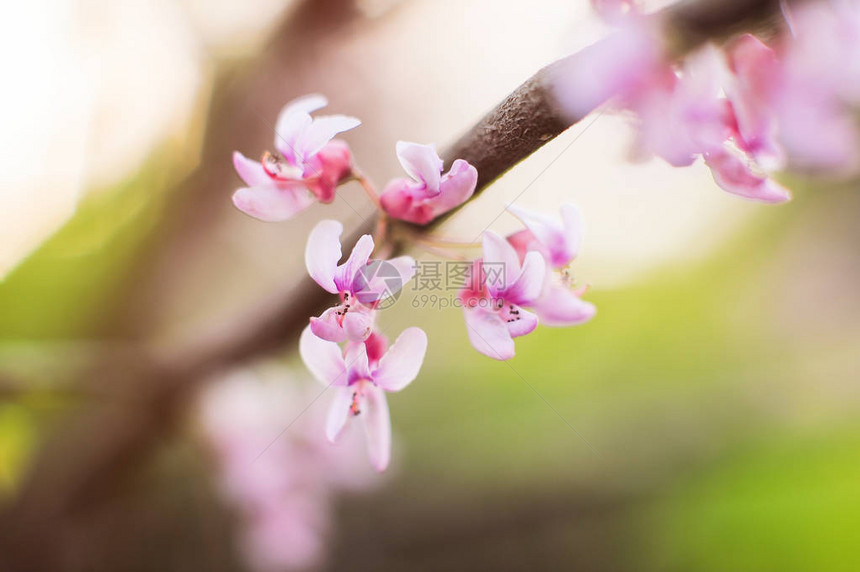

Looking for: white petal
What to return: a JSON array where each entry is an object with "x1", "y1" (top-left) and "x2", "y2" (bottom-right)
[
  {"x1": 362, "y1": 386, "x2": 392, "y2": 471},
  {"x1": 463, "y1": 307, "x2": 515, "y2": 361},
  {"x1": 396, "y1": 141, "x2": 443, "y2": 191},
  {"x1": 333, "y1": 234, "x2": 374, "y2": 293},
  {"x1": 232, "y1": 185, "x2": 313, "y2": 222},
  {"x1": 373, "y1": 327, "x2": 428, "y2": 391},
  {"x1": 299, "y1": 326, "x2": 347, "y2": 385},
  {"x1": 504, "y1": 250, "x2": 547, "y2": 306},
  {"x1": 481, "y1": 230, "x2": 521, "y2": 296},
  {"x1": 299, "y1": 115, "x2": 361, "y2": 160},
  {"x1": 305, "y1": 220, "x2": 343, "y2": 294},
  {"x1": 326, "y1": 387, "x2": 353, "y2": 442}
]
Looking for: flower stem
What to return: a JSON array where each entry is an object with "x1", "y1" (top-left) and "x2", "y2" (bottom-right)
[{"x1": 350, "y1": 167, "x2": 382, "y2": 210}]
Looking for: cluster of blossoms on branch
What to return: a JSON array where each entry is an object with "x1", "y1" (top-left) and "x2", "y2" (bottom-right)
[
  {"x1": 229, "y1": 92, "x2": 599, "y2": 471},
  {"x1": 556, "y1": 0, "x2": 860, "y2": 202}
]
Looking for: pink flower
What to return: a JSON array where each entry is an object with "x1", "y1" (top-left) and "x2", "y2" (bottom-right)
[
  {"x1": 772, "y1": 4, "x2": 860, "y2": 173},
  {"x1": 549, "y1": 14, "x2": 666, "y2": 120},
  {"x1": 300, "y1": 327, "x2": 428, "y2": 471},
  {"x1": 305, "y1": 220, "x2": 415, "y2": 343},
  {"x1": 507, "y1": 204, "x2": 596, "y2": 327},
  {"x1": 233, "y1": 94, "x2": 360, "y2": 221},
  {"x1": 623, "y1": 42, "x2": 791, "y2": 203},
  {"x1": 632, "y1": 46, "x2": 732, "y2": 167},
  {"x1": 724, "y1": 34, "x2": 785, "y2": 170},
  {"x1": 380, "y1": 141, "x2": 478, "y2": 225},
  {"x1": 459, "y1": 231, "x2": 546, "y2": 360},
  {"x1": 199, "y1": 369, "x2": 378, "y2": 572}
]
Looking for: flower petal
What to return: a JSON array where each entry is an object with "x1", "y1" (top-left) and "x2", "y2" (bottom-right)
[
  {"x1": 233, "y1": 151, "x2": 272, "y2": 187},
  {"x1": 282, "y1": 94, "x2": 329, "y2": 117},
  {"x1": 463, "y1": 307, "x2": 515, "y2": 361},
  {"x1": 362, "y1": 386, "x2": 392, "y2": 471},
  {"x1": 531, "y1": 285, "x2": 596, "y2": 326},
  {"x1": 704, "y1": 148, "x2": 791, "y2": 203},
  {"x1": 396, "y1": 141, "x2": 443, "y2": 191},
  {"x1": 305, "y1": 220, "x2": 343, "y2": 294},
  {"x1": 309, "y1": 308, "x2": 347, "y2": 343},
  {"x1": 504, "y1": 251, "x2": 547, "y2": 306},
  {"x1": 326, "y1": 387, "x2": 353, "y2": 442},
  {"x1": 430, "y1": 159, "x2": 477, "y2": 216},
  {"x1": 481, "y1": 230, "x2": 521, "y2": 297},
  {"x1": 344, "y1": 341, "x2": 371, "y2": 383},
  {"x1": 299, "y1": 115, "x2": 361, "y2": 160},
  {"x1": 232, "y1": 185, "x2": 314, "y2": 222},
  {"x1": 506, "y1": 306, "x2": 539, "y2": 338},
  {"x1": 342, "y1": 311, "x2": 373, "y2": 342},
  {"x1": 334, "y1": 234, "x2": 374, "y2": 293},
  {"x1": 373, "y1": 327, "x2": 428, "y2": 391},
  {"x1": 299, "y1": 325, "x2": 347, "y2": 386},
  {"x1": 507, "y1": 203, "x2": 583, "y2": 268},
  {"x1": 274, "y1": 94, "x2": 328, "y2": 158}
]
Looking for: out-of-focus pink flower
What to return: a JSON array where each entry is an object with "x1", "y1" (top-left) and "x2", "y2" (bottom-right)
[
  {"x1": 233, "y1": 94, "x2": 360, "y2": 221},
  {"x1": 507, "y1": 204, "x2": 596, "y2": 327},
  {"x1": 199, "y1": 368, "x2": 378, "y2": 572},
  {"x1": 632, "y1": 46, "x2": 733, "y2": 167},
  {"x1": 305, "y1": 220, "x2": 415, "y2": 342},
  {"x1": 380, "y1": 142, "x2": 478, "y2": 225},
  {"x1": 459, "y1": 232, "x2": 546, "y2": 360},
  {"x1": 300, "y1": 327, "x2": 428, "y2": 471},
  {"x1": 771, "y1": 3, "x2": 860, "y2": 173},
  {"x1": 549, "y1": 14, "x2": 666, "y2": 120},
  {"x1": 724, "y1": 34, "x2": 785, "y2": 170},
  {"x1": 620, "y1": 40, "x2": 791, "y2": 203}
]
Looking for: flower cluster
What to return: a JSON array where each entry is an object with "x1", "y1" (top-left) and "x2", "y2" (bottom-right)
[
  {"x1": 230, "y1": 95, "x2": 482, "y2": 472},
  {"x1": 232, "y1": 95, "x2": 360, "y2": 221},
  {"x1": 302, "y1": 219, "x2": 427, "y2": 470},
  {"x1": 459, "y1": 204, "x2": 595, "y2": 360},
  {"x1": 555, "y1": 1, "x2": 860, "y2": 202}
]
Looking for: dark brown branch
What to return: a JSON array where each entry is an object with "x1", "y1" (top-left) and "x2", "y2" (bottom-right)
[{"x1": 0, "y1": 0, "x2": 802, "y2": 566}]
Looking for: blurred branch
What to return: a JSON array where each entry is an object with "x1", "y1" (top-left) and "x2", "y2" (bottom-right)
[{"x1": 0, "y1": 0, "x2": 804, "y2": 567}]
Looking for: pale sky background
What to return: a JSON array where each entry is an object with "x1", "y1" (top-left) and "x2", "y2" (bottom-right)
[{"x1": 0, "y1": 0, "x2": 756, "y2": 284}]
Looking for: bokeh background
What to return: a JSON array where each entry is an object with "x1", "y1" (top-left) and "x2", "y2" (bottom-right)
[{"x1": 1, "y1": 0, "x2": 858, "y2": 570}]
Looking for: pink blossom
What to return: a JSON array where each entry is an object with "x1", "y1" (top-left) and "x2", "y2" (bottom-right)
[
  {"x1": 199, "y1": 369, "x2": 377, "y2": 571},
  {"x1": 622, "y1": 41, "x2": 791, "y2": 203},
  {"x1": 305, "y1": 220, "x2": 415, "y2": 343},
  {"x1": 380, "y1": 141, "x2": 478, "y2": 225},
  {"x1": 507, "y1": 204, "x2": 596, "y2": 327},
  {"x1": 771, "y1": 3, "x2": 860, "y2": 173},
  {"x1": 233, "y1": 94, "x2": 360, "y2": 221},
  {"x1": 549, "y1": 14, "x2": 666, "y2": 120},
  {"x1": 631, "y1": 46, "x2": 733, "y2": 167},
  {"x1": 724, "y1": 34, "x2": 785, "y2": 170},
  {"x1": 459, "y1": 231, "x2": 546, "y2": 360},
  {"x1": 300, "y1": 326, "x2": 428, "y2": 471}
]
